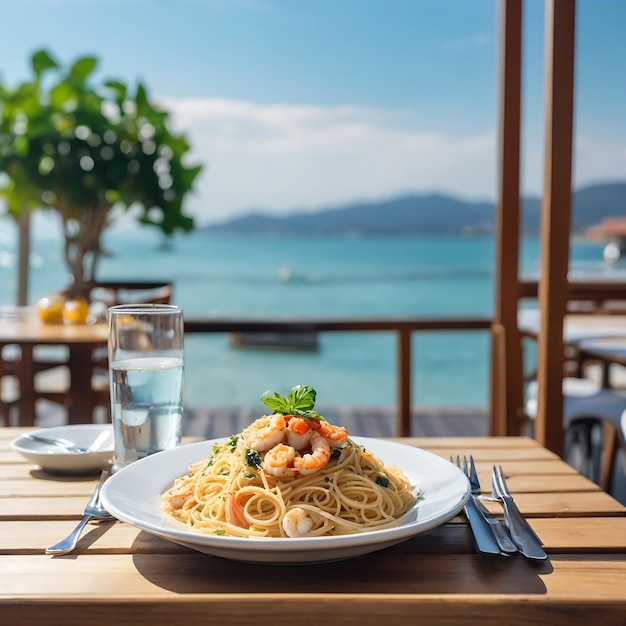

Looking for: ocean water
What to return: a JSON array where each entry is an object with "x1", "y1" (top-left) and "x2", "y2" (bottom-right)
[{"x1": 0, "y1": 222, "x2": 620, "y2": 410}]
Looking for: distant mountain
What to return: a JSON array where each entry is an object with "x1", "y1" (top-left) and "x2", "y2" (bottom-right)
[{"x1": 203, "y1": 182, "x2": 626, "y2": 237}]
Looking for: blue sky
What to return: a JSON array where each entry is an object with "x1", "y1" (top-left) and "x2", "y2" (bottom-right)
[{"x1": 0, "y1": 0, "x2": 625, "y2": 226}]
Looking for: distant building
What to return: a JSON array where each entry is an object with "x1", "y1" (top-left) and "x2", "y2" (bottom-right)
[{"x1": 587, "y1": 217, "x2": 626, "y2": 263}]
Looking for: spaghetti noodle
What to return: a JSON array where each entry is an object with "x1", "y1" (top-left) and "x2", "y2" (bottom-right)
[{"x1": 161, "y1": 412, "x2": 417, "y2": 538}]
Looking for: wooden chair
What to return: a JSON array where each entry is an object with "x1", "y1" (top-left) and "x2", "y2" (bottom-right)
[
  {"x1": 24, "y1": 281, "x2": 174, "y2": 425},
  {"x1": 525, "y1": 375, "x2": 626, "y2": 495},
  {"x1": 86, "y1": 280, "x2": 176, "y2": 420},
  {"x1": 0, "y1": 344, "x2": 19, "y2": 426},
  {"x1": 89, "y1": 281, "x2": 173, "y2": 307}
]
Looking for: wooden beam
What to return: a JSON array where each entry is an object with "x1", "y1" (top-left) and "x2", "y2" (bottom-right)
[
  {"x1": 491, "y1": 0, "x2": 524, "y2": 436},
  {"x1": 397, "y1": 327, "x2": 412, "y2": 437},
  {"x1": 535, "y1": 0, "x2": 576, "y2": 455}
]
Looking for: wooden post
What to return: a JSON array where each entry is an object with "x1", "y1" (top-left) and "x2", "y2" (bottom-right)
[
  {"x1": 491, "y1": 0, "x2": 524, "y2": 436},
  {"x1": 17, "y1": 211, "x2": 31, "y2": 306},
  {"x1": 535, "y1": 0, "x2": 576, "y2": 455},
  {"x1": 397, "y1": 327, "x2": 412, "y2": 437}
]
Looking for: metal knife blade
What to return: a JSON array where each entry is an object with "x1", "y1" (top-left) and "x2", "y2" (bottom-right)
[
  {"x1": 499, "y1": 493, "x2": 548, "y2": 560},
  {"x1": 472, "y1": 496, "x2": 518, "y2": 554},
  {"x1": 463, "y1": 496, "x2": 506, "y2": 556}
]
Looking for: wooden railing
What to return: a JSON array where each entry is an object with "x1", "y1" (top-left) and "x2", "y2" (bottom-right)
[{"x1": 184, "y1": 316, "x2": 493, "y2": 436}]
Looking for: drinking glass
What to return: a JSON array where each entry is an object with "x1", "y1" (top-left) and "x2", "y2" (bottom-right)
[{"x1": 107, "y1": 304, "x2": 184, "y2": 472}]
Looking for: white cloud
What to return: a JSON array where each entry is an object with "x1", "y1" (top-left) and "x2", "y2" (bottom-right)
[
  {"x1": 574, "y1": 133, "x2": 626, "y2": 187},
  {"x1": 162, "y1": 97, "x2": 498, "y2": 225},
  {"x1": 441, "y1": 32, "x2": 493, "y2": 52}
]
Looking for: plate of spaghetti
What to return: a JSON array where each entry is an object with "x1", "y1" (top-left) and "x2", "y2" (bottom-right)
[{"x1": 101, "y1": 385, "x2": 470, "y2": 563}]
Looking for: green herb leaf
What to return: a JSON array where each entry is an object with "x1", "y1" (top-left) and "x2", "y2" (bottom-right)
[
  {"x1": 288, "y1": 385, "x2": 317, "y2": 411},
  {"x1": 260, "y1": 389, "x2": 290, "y2": 414},
  {"x1": 376, "y1": 476, "x2": 390, "y2": 488},
  {"x1": 260, "y1": 385, "x2": 324, "y2": 419},
  {"x1": 214, "y1": 529, "x2": 226, "y2": 535},
  {"x1": 245, "y1": 448, "x2": 262, "y2": 470}
]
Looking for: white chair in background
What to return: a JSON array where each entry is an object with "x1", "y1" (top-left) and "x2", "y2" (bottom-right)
[{"x1": 525, "y1": 377, "x2": 626, "y2": 485}]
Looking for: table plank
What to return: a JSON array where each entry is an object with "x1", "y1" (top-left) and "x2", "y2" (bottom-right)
[
  {"x1": 2, "y1": 552, "x2": 625, "y2": 596},
  {"x1": 3, "y1": 516, "x2": 626, "y2": 555},
  {"x1": 2, "y1": 553, "x2": 626, "y2": 626},
  {"x1": 3, "y1": 597, "x2": 626, "y2": 626},
  {"x1": 473, "y1": 469, "x2": 601, "y2": 493}
]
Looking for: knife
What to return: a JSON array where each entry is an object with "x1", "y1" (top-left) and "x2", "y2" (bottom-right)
[
  {"x1": 492, "y1": 465, "x2": 548, "y2": 561},
  {"x1": 472, "y1": 496, "x2": 518, "y2": 554},
  {"x1": 463, "y1": 496, "x2": 505, "y2": 556}
]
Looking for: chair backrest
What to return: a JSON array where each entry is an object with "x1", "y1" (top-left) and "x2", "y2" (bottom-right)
[{"x1": 90, "y1": 281, "x2": 173, "y2": 305}]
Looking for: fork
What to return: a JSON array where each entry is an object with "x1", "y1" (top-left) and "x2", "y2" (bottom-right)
[
  {"x1": 492, "y1": 465, "x2": 547, "y2": 561},
  {"x1": 45, "y1": 471, "x2": 113, "y2": 555},
  {"x1": 24, "y1": 433, "x2": 91, "y2": 453},
  {"x1": 450, "y1": 456, "x2": 501, "y2": 555},
  {"x1": 461, "y1": 456, "x2": 518, "y2": 554},
  {"x1": 453, "y1": 456, "x2": 517, "y2": 555}
]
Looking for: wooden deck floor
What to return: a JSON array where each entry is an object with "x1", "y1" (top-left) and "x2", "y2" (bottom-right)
[
  {"x1": 16, "y1": 400, "x2": 489, "y2": 439},
  {"x1": 184, "y1": 405, "x2": 489, "y2": 439}
]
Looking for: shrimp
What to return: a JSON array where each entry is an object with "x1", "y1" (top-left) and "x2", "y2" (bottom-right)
[
  {"x1": 282, "y1": 507, "x2": 315, "y2": 538},
  {"x1": 242, "y1": 413, "x2": 286, "y2": 451},
  {"x1": 285, "y1": 416, "x2": 313, "y2": 450},
  {"x1": 161, "y1": 475, "x2": 195, "y2": 511},
  {"x1": 225, "y1": 493, "x2": 249, "y2": 528},
  {"x1": 292, "y1": 431, "x2": 330, "y2": 476},
  {"x1": 188, "y1": 457, "x2": 209, "y2": 474},
  {"x1": 317, "y1": 421, "x2": 349, "y2": 448},
  {"x1": 263, "y1": 443, "x2": 298, "y2": 478}
]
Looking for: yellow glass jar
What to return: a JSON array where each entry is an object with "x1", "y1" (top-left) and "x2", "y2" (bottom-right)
[
  {"x1": 37, "y1": 294, "x2": 64, "y2": 324},
  {"x1": 62, "y1": 298, "x2": 90, "y2": 325}
]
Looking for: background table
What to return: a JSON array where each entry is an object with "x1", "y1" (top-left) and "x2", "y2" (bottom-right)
[
  {"x1": 0, "y1": 310, "x2": 108, "y2": 424},
  {"x1": 1, "y1": 429, "x2": 626, "y2": 625},
  {"x1": 518, "y1": 309, "x2": 626, "y2": 343}
]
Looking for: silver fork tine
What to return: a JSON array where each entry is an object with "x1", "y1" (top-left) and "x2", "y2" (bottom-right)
[
  {"x1": 491, "y1": 465, "x2": 547, "y2": 560},
  {"x1": 495, "y1": 465, "x2": 543, "y2": 543},
  {"x1": 492, "y1": 464, "x2": 503, "y2": 497},
  {"x1": 465, "y1": 455, "x2": 480, "y2": 493},
  {"x1": 451, "y1": 454, "x2": 509, "y2": 555},
  {"x1": 469, "y1": 456, "x2": 479, "y2": 488}
]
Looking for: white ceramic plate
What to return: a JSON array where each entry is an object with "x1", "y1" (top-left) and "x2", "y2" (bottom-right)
[
  {"x1": 11, "y1": 424, "x2": 114, "y2": 473},
  {"x1": 101, "y1": 437, "x2": 470, "y2": 564}
]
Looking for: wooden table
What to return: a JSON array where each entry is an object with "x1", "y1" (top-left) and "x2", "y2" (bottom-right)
[
  {"x1": 518, "y1": 309, "x2": 626, "y2": 343},
  {"x1": 575, "y1": 337, "x2": 626, "y2": 386},
  {"x1": 2, "y1": 429, "x2": 626, "y2": 625},
  {"x1": 0, "y1": 310, "x2": 108, "y2": 424}
]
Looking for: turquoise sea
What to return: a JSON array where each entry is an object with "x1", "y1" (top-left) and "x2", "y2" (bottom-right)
[{"x1": 0, "y1": 221, "x2": 621, "y2": 411}]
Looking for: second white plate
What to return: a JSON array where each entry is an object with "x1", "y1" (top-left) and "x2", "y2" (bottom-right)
[{"x1": 11, "y1": 424, "x2": 114, "y2": 473}]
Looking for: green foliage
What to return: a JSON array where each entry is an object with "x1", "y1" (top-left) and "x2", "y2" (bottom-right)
[{"x1": 0, "y1": 48, "x2": 202, "y2": 288}]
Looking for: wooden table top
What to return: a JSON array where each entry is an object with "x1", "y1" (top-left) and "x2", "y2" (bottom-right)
[
  {"x1": 518, "y1": 309, "x2": 626, "y2": 342},
  {"x1": 2, "y1": 428, "x2": 626, "y2": 625},
  {"x1": 0, "y1": 309, "x2": 107, "y2": 345}
]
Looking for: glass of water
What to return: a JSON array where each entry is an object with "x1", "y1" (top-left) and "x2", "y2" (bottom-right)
[{"x1": 107, "y1": 304, "x2": 184, "y2": 472}]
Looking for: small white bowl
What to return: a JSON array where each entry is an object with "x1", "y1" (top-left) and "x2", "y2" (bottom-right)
[{"x1": 11, "y1": 424, "x2": 114, "y2": 473}]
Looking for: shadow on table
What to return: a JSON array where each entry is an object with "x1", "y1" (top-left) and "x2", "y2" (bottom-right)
[{"x1": 130, "y1": 527, "x2": 552, "y2": 595}]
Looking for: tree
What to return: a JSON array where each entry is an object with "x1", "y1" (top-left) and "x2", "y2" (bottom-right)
[{"x1": 0, "y1": 49, "x2": 201, "y2": 295}]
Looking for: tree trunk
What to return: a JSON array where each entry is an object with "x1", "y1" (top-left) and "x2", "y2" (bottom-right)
[
  {"x1": 17, "y1": 211, "x2": 31, "y2": 305},
  {"x1": 60, "y1": 205, "x2": 110, "y2": 299}
]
